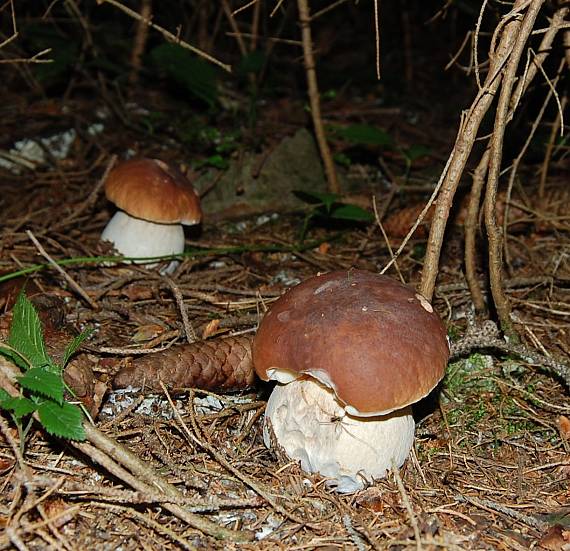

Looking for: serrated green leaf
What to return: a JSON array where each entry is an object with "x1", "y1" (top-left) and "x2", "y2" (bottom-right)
[
  {"x1": 0, "y1": 344, "x2": 27, "y2": 371},
  {"x1": 0, "y1": 396, "x2": 37, "y2": 418},
  {"x1": 334, "y1": 124, "x2": 393, "y2": 147},
  {"x1": 37, "y1": 401, "x2": 85, "y2": 441},
  {"x1": 62, "y1": 328, "x2": 93, "y2": 368},
  {"x1": 8, "y1": 293, "x2": 50, "y2": 370},
  {"x1": 18, "y1": 368, "x2": 64, "y2": 403},
  {"x1": 0, "y1": 388, "x2": 11, "y2": 403},
  {"x1": 330, "y1": 204, "x2": 374, "y2": 222}
]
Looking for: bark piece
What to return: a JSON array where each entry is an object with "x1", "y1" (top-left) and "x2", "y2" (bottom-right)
[{"x1": 113, "y1": 335, "x2": 256, "y2": 392}]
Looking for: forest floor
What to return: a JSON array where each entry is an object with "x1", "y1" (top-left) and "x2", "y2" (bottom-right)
[{"x1": 0, "y1": 75, "x2": 569, "y2": 551}]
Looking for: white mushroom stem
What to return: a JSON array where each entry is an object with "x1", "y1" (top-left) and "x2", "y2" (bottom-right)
[
  {"x1": 264, "y1": 378, "x2": 415, "y2": 493},
  {"x1": 101, "y1": 210, "x2": 184, "y2": 274}
]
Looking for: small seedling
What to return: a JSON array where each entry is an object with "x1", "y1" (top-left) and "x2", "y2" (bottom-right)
[{"x1": 0, "y1": 292, "x2": 89, "y2": 447}]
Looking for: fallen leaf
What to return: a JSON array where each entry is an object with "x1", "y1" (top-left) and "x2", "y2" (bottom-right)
[
  {"x1": 558, "y1": 416, "x2": 570, "y2": 441},
  {"x1": 355, "y1": 486, "x2": 386, "y2": 513},
  {"x1": 538, "y1": 524, "x2": 570, "y2": 550},
  {"x1": 121, "y1": 285, "x2": 154, "y2": 301},
  {"x1": 0, "y1": 458, "x2": 14, "y2": 474},
  {"x1": 202, "y1": 319, "x2": 221, "y2": 339},
  {"x1": 43, "y1": 498, "x2": 77, "y2": 528},
  {"x1": 132, "y1": 324, "x2": 165, "y2": 342}
]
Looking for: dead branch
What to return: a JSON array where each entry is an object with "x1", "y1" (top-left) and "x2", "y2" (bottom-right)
[
  {"x1": 449, "y1": 317, "x2": 570, "y2": 388},
  {"x1": 462, "y1": 4, "x2": 568, "y2": 321},
  {"x1": 463, "y1": 148, "x2": 489, "y2": 314},
  {"x1": 95, "y1": 0, "x2": 231, "y2": 72},
  {"x1": 485, "y1": 0, "x2": 544, "y2": 338},
  {"x1": 419, "y1": 1, "x2": 526, "y2": 301},
  {"x1": 297, "y1": 0, "x2": 340, "y2": 193},
  {"x1": 128, "y1": 0, "x2": 152, "y2": 87}
]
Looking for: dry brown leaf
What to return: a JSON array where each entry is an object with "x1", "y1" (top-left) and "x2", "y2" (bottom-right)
[
  {"x1": 42, "y1": 498, "x2": 77, "y2": 528},
  {"x1": 120, "y1": 284, "x2": 154, "y2": 301},
  {"x1": 558, "y1": 415, "x2": 570, "y2": 441},
  {"x1": 0, "y1": 458, "x2": 14, "y2": 474},
  {"x1": 201, "y1": 318, "x2": 221, "y2": 339},
  {"x1": 132, "y1": 323, "x2": 165, "y2": 342},
  {"x1": 538, "y1": 525, "x2": 570, "y2": 550}
]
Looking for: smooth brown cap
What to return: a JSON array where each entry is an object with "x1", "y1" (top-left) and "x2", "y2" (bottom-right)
[
  {"x1": 253, "y1": 270, "x2": 449, "y2": 415},
  {"x1": 105, "y1": 158, "x2": 202, "y2": 225}
]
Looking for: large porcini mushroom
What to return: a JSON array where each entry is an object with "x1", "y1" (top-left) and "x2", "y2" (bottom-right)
[
  {"x1": 101, "y1": 158, "x2": 202, "y2": 274},
  {"x1": 253, "y1": 270, "x2": 449, "y2": 493}
]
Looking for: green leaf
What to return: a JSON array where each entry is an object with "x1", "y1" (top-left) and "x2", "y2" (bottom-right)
[
  {"x1": 149, "y1": 43, "x2": 218, "y2": 107},
  {"x1": 62, "y1": 328, "x2": 93, "y2": 368},
  {"x1": 206, "y1": 155, "x2": 228, "y2": 169},
  {"x1": 322, "y1": 89, "x2": 337, "y2": 100},
  {"x1": 0, "y1": 396, "x2": 37, "y2": 419},
  {"x1": 330, "y1": 204, "x2": 374, "y2": 222},
  {"x1": 0, "y1": 388, "x2": 10, "y2": 403},
  {"x1": 8, "y1": 293, "x2": 51, "y2": 370},
  {"x1": 403, "y1": 144, "x2": 431, "y2": 162},
  {"x1": 293, "y1": 190, "x2": 341, "y2": 212},
  {"x1": 23, "y1": 24, "x2": 79, "y2": 85},
  {"x1": 0, "y1": 344, "x2": 27, "y2": 371},
  {"x1": 333, "y1": 152, "x2": 351, "y2": 167},
  {"x1": 333, "y1": 124, "x2": 393, "y2": 147},
  {"x1": 18, "y1": 368, "x2": 64, "y2": 404},
  {"x1": 237, "y1": 50, "x2": 266, "y2": 76},
  {"x1": 37, "y1": 401, "x2": 85, "y2": 441}
]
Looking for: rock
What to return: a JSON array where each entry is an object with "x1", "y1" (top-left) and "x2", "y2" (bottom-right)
[{"x1": 195, "y1": 129, "x2": 327, "y2": 220}]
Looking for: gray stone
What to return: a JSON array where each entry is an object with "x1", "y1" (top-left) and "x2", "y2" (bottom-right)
[{"x1": 195, "y1": 128, "x2": 327, "y2": 220}]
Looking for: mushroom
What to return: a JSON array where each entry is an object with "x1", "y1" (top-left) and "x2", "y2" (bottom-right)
[
  {"x1": 253, "y1": 270, "x2": 449, "y2": 493},
  {"x1": 101, "y1": 158, "x2": 202, "y2": 274}
]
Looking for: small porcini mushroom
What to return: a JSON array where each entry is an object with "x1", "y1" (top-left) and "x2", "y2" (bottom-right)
[
  {"x1": 253, "y1": 270, "x2": 449, "y2": 493},
  {"x1": 101, "y1": 158, "x2": 202, "y2": 274}
]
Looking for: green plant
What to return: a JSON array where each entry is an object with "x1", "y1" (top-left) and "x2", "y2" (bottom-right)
[
  {"x1": 330, "y1": 124, "x2": 431, "y2": 178},
  {"x1": 149, "y1": 43, "x2": 219, "y2": 107},
  {"x1": 400, "y1": 144, "x2": 431, "y2": 178},
  {"x1": 0, "y1": 293, "x2": 89, "y2": 446},
  {"x1": 293, "y1": 190, "x2": 374, "y2": 240},
  {"x1": 191, "y1": 127, "x2": 239, "y2": 170},
  {"x1": 332, "y1": 124, "x2": 394, "y2": 147}
]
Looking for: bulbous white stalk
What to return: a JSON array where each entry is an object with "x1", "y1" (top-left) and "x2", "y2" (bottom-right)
[
  {"x1": 264, "y1": 378, "x2": 415, "y2": 493},
  {"x1": 101, "y1": 210, "x2": 184, "y2": 274}
]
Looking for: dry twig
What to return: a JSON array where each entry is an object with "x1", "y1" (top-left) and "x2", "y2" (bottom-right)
[
  {"x1": 94, "y1": 0, "x2": 231, "y2": 72},
  {"x1": 420, "y1": 0, "x2": 542, "y2": 301},
  {"x1": 297, "y1": 0, "x2": 340, "y2": 193},
  {"x1": 0, "y1": 356, "x2": 254, "y2": 543},
  {"x1": 26, "y1": 231, "x2": 99, "y2": 310}
]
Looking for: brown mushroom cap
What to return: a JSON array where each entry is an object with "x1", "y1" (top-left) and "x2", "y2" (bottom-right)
[
  {"x1": 105, "y1": 158, "x2": 202, "y2": 225},
  {"x1": 253, "y1": 270, "x2": 449, "y2": 415}
]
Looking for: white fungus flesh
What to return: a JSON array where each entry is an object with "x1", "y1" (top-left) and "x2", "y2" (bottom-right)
[
  {"x1": 264, "y1": 378, "x2": 415, "y2": 493},
  {"x1": 101, "y1": 210, "x2": 184, "y2": 274}
]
